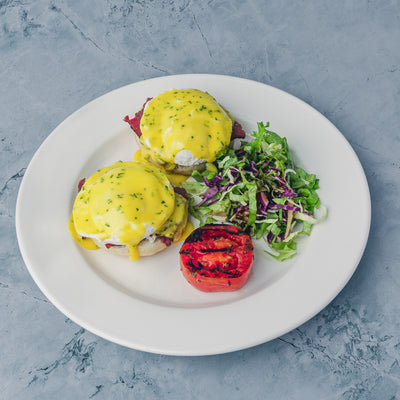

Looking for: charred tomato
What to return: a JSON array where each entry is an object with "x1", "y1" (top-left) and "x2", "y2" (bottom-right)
[{"x1": 179, "y1": 223, "x2": 254, "y2": 292}]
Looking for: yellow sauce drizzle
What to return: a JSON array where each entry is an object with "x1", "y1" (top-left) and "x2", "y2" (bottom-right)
[
  {"x1": 133, "y1": 149, "x2": 188, "y2": 187},
  {"x1": 68, "y1": 214, "x2": 99, "y2": 250},
  {"x1": 178, "y1": 221, "x2": 194, "y2": 242},
  {"x1": 127, "y1": 244, "x2": 140, "y2": 261}
]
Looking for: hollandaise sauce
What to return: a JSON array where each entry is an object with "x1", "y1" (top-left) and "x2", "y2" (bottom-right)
[
  {"x1": 133, "y1": 149, "x2": 188, "y2": 187},
  {"x1": 70, "y1": 161, "x2": 175, "y2": 261},
  {"x1": 68, "y1": 215, "x2": 99, "y2": 250},
  {"x1": 157, "y1": 193, "x2": 188, "y2": 240},
  {"x1": 139, "y1": 89, "x2": 233, "y2": 170},
  {"x1": 179, "y1": 221, "x2": 194, "y2": 242}
]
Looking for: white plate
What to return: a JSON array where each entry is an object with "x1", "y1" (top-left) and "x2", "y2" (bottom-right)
[{"x1": 16, "y1": 74, "x2": 370, "y2": 356}]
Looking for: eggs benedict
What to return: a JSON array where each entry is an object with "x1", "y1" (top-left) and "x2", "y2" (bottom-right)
[
  {"x1": 68, "y1": 161, "x2": 189, "y2": 261},
  {"x1": 124, "y1": 89, "x2": 246, "y2": 175}
]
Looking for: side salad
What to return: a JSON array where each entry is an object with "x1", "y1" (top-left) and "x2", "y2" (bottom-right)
[{"x1": 183, "y1": 122, "x2": 326, "y2": 261}]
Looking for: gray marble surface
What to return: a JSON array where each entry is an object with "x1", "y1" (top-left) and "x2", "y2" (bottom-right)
[{"x1": 1, "y1": 0, "x2": 399, "y2": 398}]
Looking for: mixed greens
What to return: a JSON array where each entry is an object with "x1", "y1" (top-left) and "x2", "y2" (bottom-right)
[{"x1": 183, "y1": 122, "x2": 326, "y2": 261}]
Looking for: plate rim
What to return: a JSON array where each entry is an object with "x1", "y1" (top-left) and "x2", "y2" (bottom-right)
[{"x1": 15, "y1": 73, "x2": 371, "y2": 356}]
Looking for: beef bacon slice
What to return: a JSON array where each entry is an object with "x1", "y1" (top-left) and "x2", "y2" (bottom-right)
[
  {"x1": 173, "y1": 186, "x2": 188, "y2": 199},
  {"x1": 78, "y1": 178, "x2": 86, "y2": 192},
  {"x1": 231, "y1": 120, "x2": 246, "y2": 139},
  {"x1": 123, "y1": 97, "x2": 152, "y2": 137}
]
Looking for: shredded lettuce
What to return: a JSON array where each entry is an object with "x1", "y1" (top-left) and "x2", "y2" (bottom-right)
[{"x1": 183, "y1": 122, "x2": 326, "y2": 261}]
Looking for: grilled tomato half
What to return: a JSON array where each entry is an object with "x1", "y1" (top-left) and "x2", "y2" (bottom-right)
[{"x1": 179, "y1": 224, "x2": 254, "y2": 292}]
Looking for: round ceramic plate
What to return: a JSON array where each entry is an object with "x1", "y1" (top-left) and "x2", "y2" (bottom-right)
[{"x1": 16, "y1": 74, "x2": 370, "y2": 356}]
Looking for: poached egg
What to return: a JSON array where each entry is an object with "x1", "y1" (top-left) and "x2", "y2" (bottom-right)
[
  {"x1": 138, "y1": 89, "x2": 233, "y2": 172},
  {"x1": 68, "y1": 161, "x2": 188, "y2": 261}
]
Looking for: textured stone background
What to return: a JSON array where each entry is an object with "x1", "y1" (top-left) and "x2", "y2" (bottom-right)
[{"x1": 1, "y1": 1, "x2": 399, "y2": 399}]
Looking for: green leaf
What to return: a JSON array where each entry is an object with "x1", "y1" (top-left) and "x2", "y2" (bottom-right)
[
  {"x1": 246, "y1": 181, "x2": 258, "y2": 227},
  {"x1": 266, "y1": 240, "x2": 297, "y2": 261},
  {"x1": 182, "y1": 180, "x2": 207, "y2": 195}
]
